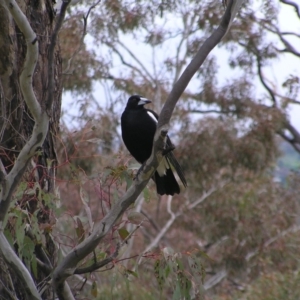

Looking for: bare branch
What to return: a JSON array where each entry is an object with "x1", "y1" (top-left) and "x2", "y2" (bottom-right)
[
  {"x1": 47, "y1": 0, "x2": 71, "y2": 111},
  {"x1": 63, "y1": 0, "x2": 101, "y2": 74},
  {"x1": 278, "y1": 131, "x2": 300, "y2": 153},
  {"x1": 204, "y1": 269, "x2": 227, "y2": 290},
  {"x1": 75, "y1": 221, "x2": 144, "y2": 274},
  {"x1": 280, "y1": 0, "x2": 300, "y2": 18},
  {"x1": 273, "y1": 92, "x2": 300, "y2": 105},
  {"x1": 280, "y1": 31, "x2": 300, "y2": 38},
  {"x1": 275, "y1": 28, "x2": 300, "y2": 57},
  {"x1": 118, "y1": 39, "x2": 156, "y2": 83},
  {"x1": 141, "y1": 196, "x2": 178, "y2": 255},
  {"x1": 80, "y1": 186, "x2": 94, "y2": 231},
  {"x1": 246, "y1": 224, "x2": 300, "y2": 261},
  {"x1": 279, "y1": 120, "x2": 300, "y2": 154},
  {"x1": 141, "y1": 209, "x2": 160, "y2": 232},
  {"x1": 52, "y1": 0, "x2": 244, "y2": 289},
  {"x1": 187, "y1": 185, "x2": 223, "y2": 210},
  {"x1": 0, "y1": 0, "x2": 48, "y2": 232},
  {"x1": 255, "y1": 53, "x2": 277, "y2": 105},
  {"x1": 157, "y1": 0, "x2": 244, "y2": 128},
  {"x1": 107, "y1": 42, "x2": 152, "y2": 84},
  {"x1": 1, "y1": 2, "x2": 40, "y2": 119},
  {"x1": 189, "y1": 109, "x2": 238, "y2": 114},
  {"x1": 0, "y1": 0, "x2": 70, "y2": 298},
  {"x1": 173, "y1": 13, "x2": 198, "y2": 85},
  {"x1": 0, "y1": 232, "x2": 41, "y2": 300},
  {"x1": 140, "y1": 185, "x2": 222, "y2": 258}
]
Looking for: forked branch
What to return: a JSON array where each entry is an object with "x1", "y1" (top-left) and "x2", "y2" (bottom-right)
[{"x1": 52, "y1": 0, "x2": 245, "y2": 296}]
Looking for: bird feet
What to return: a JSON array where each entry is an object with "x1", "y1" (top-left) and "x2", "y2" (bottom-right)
[
  {"x1": 162, "y1": 144, "x2": 175, "y2": 156},
  {"x1": 134, "y1": 161, "x2": 146, "y2": 180},
  {"x1": 134, "y1": 144, "x2": 175, "y2": 180}
]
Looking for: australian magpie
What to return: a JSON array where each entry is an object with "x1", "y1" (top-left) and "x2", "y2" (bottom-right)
[{"x1": 121, "y1": 95, "x2": 187, "y2": 195}]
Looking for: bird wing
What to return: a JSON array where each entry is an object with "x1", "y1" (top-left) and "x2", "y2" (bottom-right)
[
  {"x1": 146, "y1": 109, "x2": 187, "y2": 188},
  {"x1": 165, "y1": 151, "x2": 187, "y2": 188}
]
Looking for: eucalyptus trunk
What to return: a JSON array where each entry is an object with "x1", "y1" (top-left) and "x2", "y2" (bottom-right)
[{"x1": 0, "y1": 1, "x2": 62, "y2": 298}]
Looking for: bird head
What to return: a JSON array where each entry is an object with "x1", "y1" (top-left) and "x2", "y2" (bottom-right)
[{"x1": 126, "y1": 95, "x2": 151, "y2": 109}]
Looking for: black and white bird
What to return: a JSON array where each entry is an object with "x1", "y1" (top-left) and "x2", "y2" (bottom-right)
[{"x1": 121, "y1": 95, "x2": 187, "y2": 195}]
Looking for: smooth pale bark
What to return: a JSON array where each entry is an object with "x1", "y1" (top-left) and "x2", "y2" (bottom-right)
[
  {"x1": 52, "y1": 0, "x2": 245, "y2": 295},
  {"x1": 0, "y1": 0, "x2": 64, "y2": 298}
]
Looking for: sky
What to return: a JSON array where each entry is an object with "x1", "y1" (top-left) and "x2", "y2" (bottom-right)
[
  {"x1": 276, "y1": 3, "x2": 300, "y2": 129},
  {"x1": 61, "y1": 1, "x2": 300, "y2": 131}
]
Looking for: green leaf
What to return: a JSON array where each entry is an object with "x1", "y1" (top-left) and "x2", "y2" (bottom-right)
[
  {"x1": 165, "y1": 264, "x2": 171, "y2": 278},
  {"x1": 31, "y1": 254, "x2": 38, "y2": 278},
  {"x1": 121, "y1": 170, "x2": 132, "y2": 190},
  {"x1": 4, "y1": 228, "x2": 14, "y2": 248},
  {"x1": 75, "y1": 217, "x2": 85, "y2": 243},
  {"x1": 154, "y1": 259, "x2": 166, "y2": 290},
  {"x1": 16, "y1": 222, "x2": 26, "y2": 255},
  {"x1": 80, "y1": 186, "x2": 89, "y2": 205},
  {"x1": 143, "y1": 187, "x2": 150, "y2": 203},
  {"x1": 102, "y1": 168, "x2": 112, "y2": 183},
  {"x1": 125, "y1": 269, "x2": 138, "y2": 278},
  {"x1": 14, "y1": 182, "x2": 27, "y2": 200},
  {"x1": 172, "y1": 282, "x2": 181, "y2": 300},
  {"x1": 22, "y1": 236, "x2": 35, "y2": 272},
  {"x1": 127, "y1": 211, "x2": 146, "y2": 225},
  {"x1": 84, "y1": 251, "x2": 107, "y2": 268},
  {"x1": 188, "y1": 254, "x2": 205, "y2": 284},
  {"x1": 91, "y1": 281, "x2": 98, "y2": 297},
  {"x1": 118, "y1": 227, "x2": 129, "y2": 241},
  {"x1": 97, "y1": 252, "x2": 107, "y2": 260}
]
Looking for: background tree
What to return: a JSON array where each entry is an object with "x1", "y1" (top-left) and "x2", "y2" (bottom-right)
[
  {"x1": 57, "y1": 0, "x2": 300, "y2": 298},
  {"x1": 1, "y1": 0, "x2": 300, "y2": 299}
]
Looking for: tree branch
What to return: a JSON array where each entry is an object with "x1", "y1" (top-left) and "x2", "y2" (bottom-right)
[
  {"x1": 246, "y1": 224, "x2": 300, "y2": 261},
  {"x1": 280, "y1": 0, "x2": 300, "y2": 18},
  {"x1": 140, "y1": 185, "x2": 223, "y2": 259},
  {"x1": 141, "y1": 196, "x2": 178, "y2": 255},
  {"x1": 75, "y1": 221, "x2": 144, "y2": 274},
  {"x1": 0, "y1": 232, "x2": 41, "y2": 300},
  {"x1": 0, "y1": 0, "x2": 48, "y2": 298},
  {"x1": 47, "y1": 0, "x2": 71, "y2": 111},
  {"x1": 275, "y1": 27, "x2": 300, "y2": 57},
  {"x1": 0, "y1": 0, "x2": 48, "y2": 221},
  {"x1": 157, "y1": 0, "x2": 243, "y2": 128},
  {"x1": 203, "y1": 269, "x2": 227, "y2": 290},
  {"x1": 52, "y1": 0, "x2": 244, "y2": 292},
  {"x1": 189, "y1": 108, "x2": 238, "y2": 114},
  {"x1": 63, "y1": 0, "x2": 101, "y2": 75},
  {"x1": 255, "y1": 53, "x2": 277, "y2": 105},
  {"x1": 107, "y1": 42, "x2": 152, "y2": 84},
  {"x1": 117, "y1": 39, "x2": 156, "y2": 83}
]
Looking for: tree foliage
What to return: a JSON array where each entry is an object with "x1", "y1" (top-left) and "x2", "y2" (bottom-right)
[{"x1": 0, "y1": 0, "x2": 300, "y2": 299}]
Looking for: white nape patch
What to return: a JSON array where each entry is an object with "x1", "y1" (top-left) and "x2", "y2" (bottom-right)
[
  {"x1": 147, "y1": 111, "x2": 158, "y2": 123},
  {"x1": 157, "y1": 157, "x2": 169, "y2": 176}
]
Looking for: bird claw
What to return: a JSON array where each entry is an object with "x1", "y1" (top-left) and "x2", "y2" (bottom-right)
[
  {"x1": 134, "y1": 162, "x2": 146, "y2": 180},
  {"x1": 162, "y1": 144, "x2": 175, "y2": 156}
]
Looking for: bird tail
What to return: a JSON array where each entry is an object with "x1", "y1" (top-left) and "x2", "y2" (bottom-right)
[
  {"x1": 166, "y1": 152, "x2": 187, "y2": 189},
  {"x1": 153, "y1": 168, "x2": 180, "y2": 196},
  {"x1": 153, "y1": 154, "x2": 187, "y2": 196}
]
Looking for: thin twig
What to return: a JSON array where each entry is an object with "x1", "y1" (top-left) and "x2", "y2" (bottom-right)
[
  {"x1": 46, "y1": 0, "x2": 71, "y2": 112},
  {"x1": 75, "y1": 221, "x2": 144, "y2": 274},
  {"x1": 63, "y1": 0, "x2": 101, "y2": 74},
  {"x1": 280, "y1": 0, "x2": 300, "y2": 18},
  {"x1": 255, "y1": 53, "x2": 277, "y2": 105},
  {"x1": 52, "y1": 0, "x2": 244, "y2": 289}
]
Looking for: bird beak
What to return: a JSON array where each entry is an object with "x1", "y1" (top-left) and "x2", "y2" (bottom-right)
[{"x1": 138, "y1": 97, "x2": 151, "y2": 106}]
